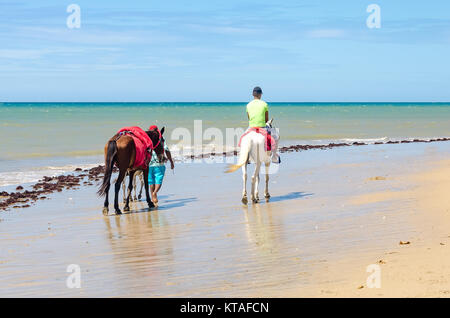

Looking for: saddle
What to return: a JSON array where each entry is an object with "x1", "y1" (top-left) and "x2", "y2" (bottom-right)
[
  {"x1": 117, "y1": 126, "x2": 153, "y2": 169},
  {"x1": 238, "y1": 127, "x2": 275, "y2": 151}
]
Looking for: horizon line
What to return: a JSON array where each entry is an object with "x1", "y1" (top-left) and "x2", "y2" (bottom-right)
[{"x1": 1, "y1": 101, "x2": 450, "y2": 104}]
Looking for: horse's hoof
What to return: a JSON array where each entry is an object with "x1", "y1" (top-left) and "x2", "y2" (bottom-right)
[
  {"x1": 242, "y1": 197, "x2": 248, "y2": 205},
  {"x1": 138, "y1": 195, "x2": 142, "y2": 200},
  {"x1": 265, "y1": 194, "x2": 271, "y2": 202},
  {"x1": 102, "y1": 207, "x2": 109, "y2": 216},
  {"x1": 124, "y1": 206, "x2": 130, "y2": 212},
  {"x1": 115, "y1": 209, "x2": 122, "y2": 215},
  {"x1": 133, "y1": 197, "x2": 138, "y2": 201},
  {"x1": 252, "y1": 198, "x2": 259, "y2": 204}
]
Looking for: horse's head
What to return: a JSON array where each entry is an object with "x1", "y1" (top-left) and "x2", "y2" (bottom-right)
[{"x1": 146, "y1": 126, "x2": 166, "y2": 162}]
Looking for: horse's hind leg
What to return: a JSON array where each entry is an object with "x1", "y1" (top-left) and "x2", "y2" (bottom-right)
[
  {"x1": 132, "y1": 172, "x2": 138, "y2": 201},
  {"x1": 138, "y1": 172, "x2": 144, "y2": 200},
  {"x1": 143, "y1": 168, "x2": 155, "y2": 210},
  {"x1": 103, "y1": 185, "x2": 110, "y2": 215},
  {"x1": 124, "y1": 170, "x2": 135, "y2": 212},
  {"x1": 241, "y1": 164, "x2": 248, "y2": 205},
  {"x1": 122, "y1": 174, "x2": 127, "y2": 203},
  {"x1": 251, "y1": 162, "x2": 261, "y2": 204},
  {"x1": 264, "y1": 162, "x2": 270, "y2": 202},
  {"x1": 114, "y1": 170, "x2": 126, "y2": 215}
]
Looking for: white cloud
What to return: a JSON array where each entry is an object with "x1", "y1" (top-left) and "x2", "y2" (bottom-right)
[
  {"x1": 306, "y1": 29, "x2": 345, "y2": 39},
  {"x1": 0, "y1": 49, "x2": 47, "y2": 59},
  {"x1": 184, "y1": 23, "x2": 260, "y2": 35},
  {"x1": 0, "y1": 47, "x2": 123, "y2": 60}
]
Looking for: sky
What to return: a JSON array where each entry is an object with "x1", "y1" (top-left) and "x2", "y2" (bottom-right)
[{"x1": 0, "y1": 0, "x2": 449, "y2": 102}]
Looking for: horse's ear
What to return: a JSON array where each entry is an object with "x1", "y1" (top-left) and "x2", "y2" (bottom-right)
[
  {"x1": 160, "y1": 126, "x2": 165, "y2": 135},
  {"x1": 267, "y1": 118, "x2": 273, "y2": 126}
]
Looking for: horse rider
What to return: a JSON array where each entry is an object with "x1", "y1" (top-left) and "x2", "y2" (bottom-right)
[{"x1": 246, "y1": 86, "x2": 280, "y2": 163}]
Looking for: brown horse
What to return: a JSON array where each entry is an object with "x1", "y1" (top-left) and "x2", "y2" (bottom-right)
[{"x1": 98, "y1": 127, "x2": 165, "y2": 215}]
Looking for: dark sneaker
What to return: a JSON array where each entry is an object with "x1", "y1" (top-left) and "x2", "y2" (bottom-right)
[{"x1": 272, "y1": 153, "x2": 281, "y2": 164}]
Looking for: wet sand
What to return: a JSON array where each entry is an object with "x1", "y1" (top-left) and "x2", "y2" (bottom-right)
[{"x1": 0, "y1": 142, "x2": 449, "y2": 297}]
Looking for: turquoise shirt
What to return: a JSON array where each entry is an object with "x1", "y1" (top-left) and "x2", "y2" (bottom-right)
[{"x1": 149, "y1": 142, "x2": 169, "y2": 167}]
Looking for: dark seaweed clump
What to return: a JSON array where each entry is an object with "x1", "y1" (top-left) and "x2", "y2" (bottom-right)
[{"x1": 0, "y1": 165, "x2": 114, "y2": 211}]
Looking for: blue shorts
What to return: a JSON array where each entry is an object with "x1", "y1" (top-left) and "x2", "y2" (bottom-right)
[{"x1": 148, "y1": 165, "x2": 166, "y2": 185}]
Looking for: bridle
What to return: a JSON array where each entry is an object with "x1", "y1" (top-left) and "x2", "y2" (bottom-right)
[{"x1": 150, "y1": 128, "x2": 163, "y2": 150}]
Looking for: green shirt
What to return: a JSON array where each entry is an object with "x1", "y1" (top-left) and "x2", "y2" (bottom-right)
[{"x1": 246, "y1": 99, "x2": 268, "y2": 128}]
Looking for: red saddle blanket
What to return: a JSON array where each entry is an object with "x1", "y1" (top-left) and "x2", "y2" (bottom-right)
[
  {"x1": 117, "y1": 126, "x2": 153, "y2": 169},
  {"x1": 238, "y1": 127, "x2": 275, "y2": 151}
]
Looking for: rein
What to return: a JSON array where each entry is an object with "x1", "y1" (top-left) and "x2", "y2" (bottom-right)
[{"x1": 151, "y1": 129, "x2": 162, "y2": 150}]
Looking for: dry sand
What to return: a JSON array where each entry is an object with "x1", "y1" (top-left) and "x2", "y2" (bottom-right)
[{"x1": 292, "y1": 159, "x2": 450, "y2": 297}]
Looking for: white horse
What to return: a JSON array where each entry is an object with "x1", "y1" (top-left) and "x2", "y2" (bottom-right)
[{"x1": 226, "y1": 119, "x2": 278, "y2": 205}]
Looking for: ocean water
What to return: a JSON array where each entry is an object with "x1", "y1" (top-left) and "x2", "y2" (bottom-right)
[{"x1": 1, "y1": 102, "x2": 449, "y2": 186}]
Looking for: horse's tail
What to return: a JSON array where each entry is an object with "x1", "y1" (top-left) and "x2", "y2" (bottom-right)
[
  {"x1": 97, "y1": 140, "x2": 118, "y2": 196},
  {"x1": 226, "y1": 138, "x2": 251, "y2": 173}
]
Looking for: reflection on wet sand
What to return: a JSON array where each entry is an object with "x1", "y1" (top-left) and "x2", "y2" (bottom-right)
[
  {"x1": 243, "y1": 203, "x2": 280, "y2": 257},
  {"x1": 236, "y1": 201, "x2": 314, "y2": 296},
  {"x1": 103, "y1": 205, "x2": 175, "y2": 296}
]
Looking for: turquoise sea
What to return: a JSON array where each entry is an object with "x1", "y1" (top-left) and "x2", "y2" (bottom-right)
[{"x1": 1, "y1": 102, "x2": 449, "y2": 186}]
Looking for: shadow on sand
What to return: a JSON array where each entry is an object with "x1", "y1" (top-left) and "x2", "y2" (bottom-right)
[
  {"x1": 117, "y1": 195, "x2": 198, "y2": 215},
  {"x1": 157, "y1": 197, "x2": 198, "y2": 210},
  {"x1": 269, "y1": 191, "x2": 313, "y2": 203}
]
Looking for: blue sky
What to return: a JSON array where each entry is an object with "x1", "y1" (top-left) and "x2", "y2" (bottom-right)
[{"x1": 0, "y1": 0, "x2": 449, "y2": 102}]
